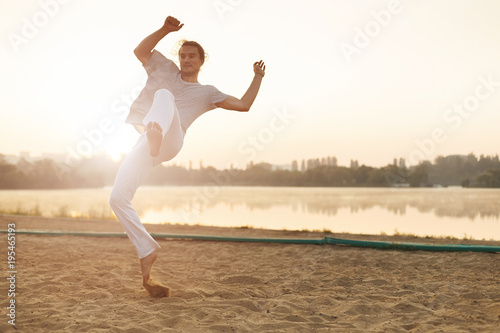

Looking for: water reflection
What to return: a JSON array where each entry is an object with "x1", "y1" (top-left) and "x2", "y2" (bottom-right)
[
  {"x1": 132, "y1": 187, "x2": 500, "y2": 221},
  {"x1": 0, "y1": 187, "x2": 498, "y2": 239}
]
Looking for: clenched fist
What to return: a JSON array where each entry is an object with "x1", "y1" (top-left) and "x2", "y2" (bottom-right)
[{"x1": 163, "y1": 16, "x2": 184, "y2": 32}]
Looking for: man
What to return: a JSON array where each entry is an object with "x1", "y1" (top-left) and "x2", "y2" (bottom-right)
[{"x1": 109, "y1": 15, "x2": 265, "y2": 297}]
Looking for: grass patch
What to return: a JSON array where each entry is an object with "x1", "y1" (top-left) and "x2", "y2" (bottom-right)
[
  {"x1": 0, "y1": 203, "x2": 116, "y2": 221},
  {"x1": 0, "y1": 202, "x2": 42, "y2": 216}
]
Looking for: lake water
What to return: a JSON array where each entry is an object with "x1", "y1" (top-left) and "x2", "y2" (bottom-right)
[{"x1": 0, "y1": 187, "x2": 499, "y2": 240}]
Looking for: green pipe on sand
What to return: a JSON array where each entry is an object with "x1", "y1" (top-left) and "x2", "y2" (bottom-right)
[
  {"x1": 1, "y1": 230, "x2": 499, "y2": 253},
  {"x1": 324, "y1": 237, "x2": 500, "y2": 253}
]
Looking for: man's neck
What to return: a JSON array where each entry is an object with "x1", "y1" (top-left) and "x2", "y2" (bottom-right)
[{"x1": 181, "y1": 71, "x2": 199, "y2": 83}]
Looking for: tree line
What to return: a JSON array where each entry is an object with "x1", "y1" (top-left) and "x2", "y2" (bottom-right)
[{"x1": 0, "y1": 153, "x2": 499, "y2": 189}]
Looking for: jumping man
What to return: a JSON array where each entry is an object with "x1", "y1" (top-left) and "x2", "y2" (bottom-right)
[{"x1": 109, "y1": 16, "x2": 265, "y2": 297}]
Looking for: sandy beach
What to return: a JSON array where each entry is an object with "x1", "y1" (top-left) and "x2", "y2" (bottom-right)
[{"x1": 1, "y1": 214, "x2": 499, "y2": 332}]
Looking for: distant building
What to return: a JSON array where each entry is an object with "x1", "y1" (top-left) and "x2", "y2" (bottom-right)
[
  {"x1": 307, "y1": 158, "x2": 320, "y2": 170},
  {"x1": 327, "y1": 156, "x2": 337, "y2": 167},
  {"x1": 272, "y1": 164, "x2": 292, "y2": 171},
  {"x1": 296, "y1": 156, "x2": 338, "y2": 171},
  {"x1": 398, "y1": 158, "x2": 406, "y2": 169},
  {"x1": 350, "y1": 159, "x2": 359, "y2": 169},
  {"x1": 255, "y1": 162, "x2": 273, "y2": 170}
]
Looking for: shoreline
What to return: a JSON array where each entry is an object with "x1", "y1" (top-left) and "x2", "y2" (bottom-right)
[
  {"x1": 1, "y1": 213, "x2": 500, "y2": 244},
  {"x1": 0, "y1": 214, "x2": 500, "y2": 246}
]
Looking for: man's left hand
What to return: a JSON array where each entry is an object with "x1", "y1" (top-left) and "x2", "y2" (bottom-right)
[{"x1": 254, "y1": 60, "x2": 266, "y2": 77}]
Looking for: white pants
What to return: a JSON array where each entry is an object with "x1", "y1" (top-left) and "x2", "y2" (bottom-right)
[{"x1": 109, "y1": 89, "x2": 185, "y2": 259}]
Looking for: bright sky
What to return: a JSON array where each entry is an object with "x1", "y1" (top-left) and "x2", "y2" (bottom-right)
[{"x1": 1, "y1": 0, "x2": 499, "y2": 169}]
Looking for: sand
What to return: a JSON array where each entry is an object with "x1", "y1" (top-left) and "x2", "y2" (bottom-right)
[{"x1": 1, "y1": 214, "x2": 499, "y2": 332}]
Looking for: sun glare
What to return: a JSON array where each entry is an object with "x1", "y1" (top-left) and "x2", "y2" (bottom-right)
[
  {"x1": 109, "y1": 152, "x2": 123, "y2": 163},
  {"x1": 103, "y1": 141, "x2": 128, "y2": 163}
]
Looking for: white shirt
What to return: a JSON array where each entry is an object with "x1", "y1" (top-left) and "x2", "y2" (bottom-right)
[{"x1": 126, "y1": 50, "x2": 228, "y2": 133}]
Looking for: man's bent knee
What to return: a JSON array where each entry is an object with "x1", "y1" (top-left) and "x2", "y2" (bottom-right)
[
  {"x1": 154, "y1": 88, "x2": 175, "y2": 101},
  {"x1": 109, "y1": 189, "x2": 128, "y2": 209}
]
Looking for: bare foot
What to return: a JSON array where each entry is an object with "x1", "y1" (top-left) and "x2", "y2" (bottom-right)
[
  {"x1": 140, "y1": 251, "x2": 170, "y2": 298},
  {"x1": 140, "y1": 250, "x2": 157, "y2": 284},
  {"x1": 146, "y1": 121, "x2": 163, "y2": 157}
]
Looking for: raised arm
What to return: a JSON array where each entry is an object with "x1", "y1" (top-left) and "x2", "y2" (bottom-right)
[
  {"x1": 134, "y1": 16, "x2": 184, "y2": 65},
  {"x1": 216, "y1": 61, "x2": 266, "y2": 112}
]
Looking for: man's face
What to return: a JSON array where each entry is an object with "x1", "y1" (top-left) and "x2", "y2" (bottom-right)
[{"x1": 179, "y1": 46, "x2": 203, "y2": 75}]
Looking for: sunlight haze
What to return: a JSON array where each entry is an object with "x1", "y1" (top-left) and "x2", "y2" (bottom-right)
[{"x1": 1, "y1": 0, "x2": 499, "y2": 169}]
